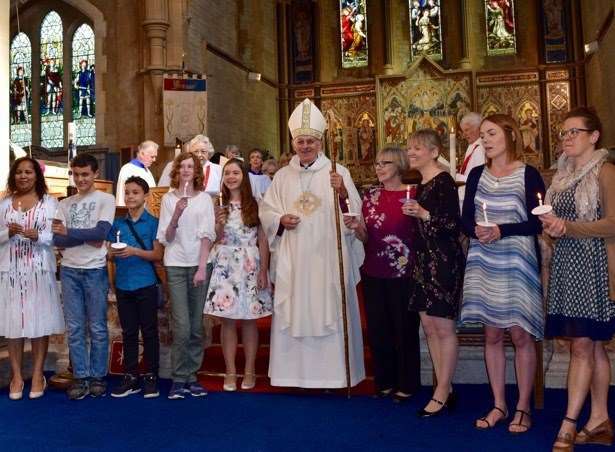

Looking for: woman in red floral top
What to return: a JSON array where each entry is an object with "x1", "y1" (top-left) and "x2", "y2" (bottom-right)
[{"x1": 344, "y1": 146, "x2": 420, "y2": 402}]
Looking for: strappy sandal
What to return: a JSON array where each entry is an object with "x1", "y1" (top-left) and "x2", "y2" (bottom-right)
[
  {"x1": 509, "y1": 409, "x2": 532, "y2": 434},
  {"x1": 575, "y1": 418, "x2": 614, "y2": 446},
  {"x1": 552, "y1": 416, "x2": 577, "y2": 452},
  {"x1": 475, "y1": 406, "x2": 508, "y2": 430}
]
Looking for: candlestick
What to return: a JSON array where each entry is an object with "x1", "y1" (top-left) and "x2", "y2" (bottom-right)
[
  {"x1": 482, "y1": 202, "x2": 489, "y2": 225},
  {"x1": 537, "y1": 193, "x2": 543, "y2": 206},
  {"x1": 449, "y1": 127, "x2": 457, "y2": 179}
]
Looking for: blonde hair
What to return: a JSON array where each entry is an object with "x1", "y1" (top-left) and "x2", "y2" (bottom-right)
[
  {"x1": 408, "y1": 129, "x2": 443, "y2": 160},
  {"x1": 377, "y1": 146, "x2": 408, "y2": 174}
]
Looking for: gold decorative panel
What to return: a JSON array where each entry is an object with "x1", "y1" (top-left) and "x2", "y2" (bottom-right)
[{"x1": 546, "y1": 77, "x2": 571, "y2": 164}]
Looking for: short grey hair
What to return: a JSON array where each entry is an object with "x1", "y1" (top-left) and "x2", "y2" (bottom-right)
[
  {"x1": 460, "y1": 112, "x2": 482, "y2": 128},
  {"x1": 188, "y1": 134, "x2": 215, "y2": 156},
  {"x1": 138, "y1": 140, "x2": 159, "y2": 153},
  {"x1": 225, "y1": 144, "x2": 239, "y2": 154}
]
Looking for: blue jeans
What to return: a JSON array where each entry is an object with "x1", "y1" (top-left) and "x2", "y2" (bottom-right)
[{"x1": 61, "y1": 266, "x2": 109, "y2": 379}]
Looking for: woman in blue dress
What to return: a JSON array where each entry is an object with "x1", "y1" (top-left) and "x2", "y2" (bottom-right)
[{"x1": 460, "y1": 114, "x2": 545, "y2": 433}]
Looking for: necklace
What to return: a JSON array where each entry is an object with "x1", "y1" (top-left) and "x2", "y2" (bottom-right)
[{"x1": 295, "y1": 169, "x2": 321, "y2": 216}]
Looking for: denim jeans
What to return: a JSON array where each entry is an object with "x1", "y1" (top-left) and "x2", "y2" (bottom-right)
[
  {"x1": 166, "y1": 266, "x2": 208, "y2": 383},
  {"x1": 61, "y1": 266, "x2": 109, "y2": 379}
]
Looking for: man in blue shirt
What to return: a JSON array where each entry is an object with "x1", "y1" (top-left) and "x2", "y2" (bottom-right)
[{"x1": 108, "y1": 176, "x2": 163, "y2": 398}]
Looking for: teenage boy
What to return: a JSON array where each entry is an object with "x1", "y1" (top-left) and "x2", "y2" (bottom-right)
[
  {"x1": 52, "y1": 153, "x2": 116, "y2": 400},
  {"x1": 108, "y1": 176, "x2": 163, "y2": 399}
]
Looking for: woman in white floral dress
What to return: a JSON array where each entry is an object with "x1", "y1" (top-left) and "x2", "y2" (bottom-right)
[{"x1": 204, "y1": 159, "x2": 272, "y2": 391}]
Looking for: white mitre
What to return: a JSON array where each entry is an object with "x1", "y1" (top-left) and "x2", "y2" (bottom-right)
[{"x1": 288, "y1": 98, "x2": 327, "y2": 140}]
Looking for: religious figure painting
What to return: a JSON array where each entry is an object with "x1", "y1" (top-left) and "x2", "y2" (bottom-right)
[
  {"x1": 542, "y1": 0, "x2": 569, "y2": 63},
  {"x1": 340, "y1": 0, "x2": 369, "y2": 68},
  {"x1": 409, "y1": 0, "x2": 443, "y2": 61},
  {"x1": 9, "y1": 32, "x2": 32, "y2": 148},
  {"x1": 356, "y1": 113, "x2": 376, "y2": 162},
  {"x1": 291, "y1": 0, "x2": 315, "y2": 83},
  {"x1": 485, "y1": 0, "x2": 517, "y2": 56}
]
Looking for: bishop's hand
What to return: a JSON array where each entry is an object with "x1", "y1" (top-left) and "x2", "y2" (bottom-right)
[
  {"x1": 280, "y1": 214, "x2": 301, "y2": 230},
  {"x1": 329, "y1": 171, "x2": 348, "y2": 199}
]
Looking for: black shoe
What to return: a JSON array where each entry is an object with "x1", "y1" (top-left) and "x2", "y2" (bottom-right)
[
  {"x1": 89, "y1": 377, "x2": 107, "y2": 398},
  {"x1": 111, "y1": 375, "x2": 141, "y2": 398},
  {"x1": 142, "y1": 374, "x2": 160, "y2": 399},
  {"x1": 417, "y1": 393, "x2": 455, "y2": 418},
  {"x1": 66, "y1": 378, "x2": 89, "y2": 400},
  {"x1": 372, "y1": 388, "x2": 393, "y2": 399}
]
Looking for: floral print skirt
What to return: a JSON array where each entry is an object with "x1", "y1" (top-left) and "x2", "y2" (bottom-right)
[{"x1": 204, "y1": 244, "x2": 272, "y2": 319}]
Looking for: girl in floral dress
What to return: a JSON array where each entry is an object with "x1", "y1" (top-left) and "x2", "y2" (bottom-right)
[{"x1": 204, "y1": 159, "x2": 272, "y2": 391}]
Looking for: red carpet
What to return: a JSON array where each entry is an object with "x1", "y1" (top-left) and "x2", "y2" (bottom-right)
[{"x1": 197, "y1": 284, "x2": 376, "y2": 395}]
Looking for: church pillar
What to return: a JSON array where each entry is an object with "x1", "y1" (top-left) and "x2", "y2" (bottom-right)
[
  {"x1": 277, "y1": 0, "x2": 290, "y2": 155},
  {"x1": 0, "y1": 0, "x2": 9, "y2": 187},
  {"x1": 459, "y1": 0, "x2": 472, "y2": 69},
  {"x1": 382, "y1": 0, "x2": 394, "y2": 75},
  {"x1": 142, "y1": 0, "x2": 170, "y2": 144}
]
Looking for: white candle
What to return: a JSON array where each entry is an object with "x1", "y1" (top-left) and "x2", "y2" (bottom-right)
[
  {"x1": 116, "y1": 230, "x2": 121, "y2": 244},
  {"x1": 537, "y1": 193, "x2": 543, "y2": 206},
  {"x1": 482, "y1": 202, "x2": 489, "y2": 225},
  {"x1": 17, "y1": 201, "x2": 22, "y2": 213},
  {"x1": 345, "y1": 198, "x2": 351, "y2": 210},
  {"x1": 183, "y1": 181, "x2": 189, "y2": 198},
  {"x1": 449, "y1": 127, "x2": 457, "y2": 179},
  {"x1": 406, "y1": 185, "x2": 410, "y2": 200},
  {"x1": 218, "y1": 192, "x2": 223, "y2": 207}
]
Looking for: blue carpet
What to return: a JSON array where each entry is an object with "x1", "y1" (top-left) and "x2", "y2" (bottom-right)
[{"x1": 1, "y1": 380, "x2": 613, "y2": 452}]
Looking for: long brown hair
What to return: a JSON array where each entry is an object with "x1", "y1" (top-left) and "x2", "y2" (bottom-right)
[
  {"x1": 481, "y1": 114, "x2": 523, "y2": 167},
  {"x1": 221, "y1": 159, "x2": 259, "y2": 228},
  {"x1": 6, "y1": 157, "x2": 48, "y2": 199},
  {"x1": 169, "y1": 152, "x2": 204, "y2": 190}
]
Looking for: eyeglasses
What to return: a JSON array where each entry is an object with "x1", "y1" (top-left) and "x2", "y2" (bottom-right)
[
  {"x1": 373, "y1": 160, "x2": 394, "y2": 168},
  {"x1": 558, "y1": 128, "x2": 593, "y2": 140}
]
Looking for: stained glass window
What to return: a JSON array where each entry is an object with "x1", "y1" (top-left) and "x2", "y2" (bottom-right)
[
  {"x1": 485, "y1": 0, "x2": 517, "y2": 56},
  {"x1": 72, "y1": 23, "x2": 96, "y2": 145},
  {"x1": 9, "y1": 33, "x2": 32, "y2": 148},
  {"x1": 40, "y1": 11, "x2": 64, "y2": 148},
  {"x1": 409, "y1": 0, "x2": 443, "y2": 61},
  {"x1": 340, "y1": 0, "x2": 368, "y2": 68}
]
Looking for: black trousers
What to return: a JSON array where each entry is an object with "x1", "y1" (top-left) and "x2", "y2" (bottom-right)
[
  {"x1": 115, "y1": 284, "x2": 160, "y2": 376},
  {"x1": 362, "y1": 275, "x2": 421, "y2": 394}
]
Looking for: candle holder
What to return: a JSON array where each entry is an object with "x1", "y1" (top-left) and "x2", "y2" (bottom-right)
[
  {"x1": 531, "y1": 205, "x2": 553, "y2": 216},
  {"x1": 476, "y1": 221, "x2": 496, "y2": 227},
  {"x1": 111, "y1": 242, "x2": 127, "y2": 250}
]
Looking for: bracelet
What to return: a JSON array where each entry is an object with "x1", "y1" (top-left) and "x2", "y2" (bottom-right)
[{"x1": 423, "y1": 212, "x2": 431, "y2": 222}]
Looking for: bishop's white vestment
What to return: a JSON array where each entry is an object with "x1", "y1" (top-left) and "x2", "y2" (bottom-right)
[{"x1": 259, "y1": 153, "x2": 366, "y2": 388}]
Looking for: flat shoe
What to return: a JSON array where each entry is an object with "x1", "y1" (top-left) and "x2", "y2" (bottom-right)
[
  {"x1": 475, "y1": 406, "x2": 508, "y2": 430},
  {"x1": 223, "y1": 374, "x2": 237, "y2": 392},
  {"x1": 9, "y1": 381, "x2": 24, "y2": 401},
  {"x1": 29, "y1": 376, "x2": 47, "y2": 399},
  {"x1": 392, "y1": 391, "x2": 413, "y2": 403},
  {"x1": 509, "y1": 409, "x2": 532, "y2": 435},
  {"x1": 240, "y1": 374, "x2": 256, "y2": 390}
]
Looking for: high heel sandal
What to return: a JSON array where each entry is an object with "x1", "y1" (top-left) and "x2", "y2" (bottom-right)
[
  {"x1": 552, "y1": 416, "x2": 577, "y2": 452},
  {"x1": 240, "y1": 373, "x2": 256, "y2": 390},
  {"x1": 223, "y1": 374, "x2": 237, "y2": 392},
  {"x1": 475, "y1": 406, "x2": 508, "y2": 430},
  {"x1": 574, "y1": 418, "x2": 613, "y2": 446},
  {"x1": 29, "y1": 376, "x2": 47, "y2": 400},
  {"x1": 8, "y1": 381, "x2": 24, "y2": 401},
  {"x1": 508, "y1": 409, "x2": 532, "y2": 434}
]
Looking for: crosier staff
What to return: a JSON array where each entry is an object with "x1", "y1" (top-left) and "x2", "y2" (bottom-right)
[{"x1": 325, "y1": 124, "x2": 352, "y2": 398}]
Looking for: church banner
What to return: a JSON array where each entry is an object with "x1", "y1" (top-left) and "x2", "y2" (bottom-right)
[{"x1": 163, "y1": 74, "x2": 207, "y2": 146}]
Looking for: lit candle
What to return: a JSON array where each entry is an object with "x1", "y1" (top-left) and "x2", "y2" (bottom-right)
[
  {"x1": 116, "y1": 230, "x2": 121, "y2": 243},
  {"x1": 537, "y1": 193, "x2": 543, "y2": 206},
  {"x1": 406, "y1": 185, "x2": 410, "y2": 201},
  {"x1": 183, "y1": 181, "x2": 189, "y2": 198},
  {"x1": 449, "y1": 126, "x2": 457, "y2": 179},
  {"x1": 17, "y1": 201, "x2": 22, "y2": 213},
  {"x1": 345, "y1": 198, "x2": 351, "y2": 210},
  {"x1": 218, "y1": 192, "x2": 223, "y2": 207},
  {"x1": 482, "y1": 202, "x2": 489, "y2": 225}
]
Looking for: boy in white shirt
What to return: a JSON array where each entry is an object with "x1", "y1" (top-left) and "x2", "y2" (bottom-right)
[{"x1": 52, "y1": 153, "x2": 116, "y2": 400}]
